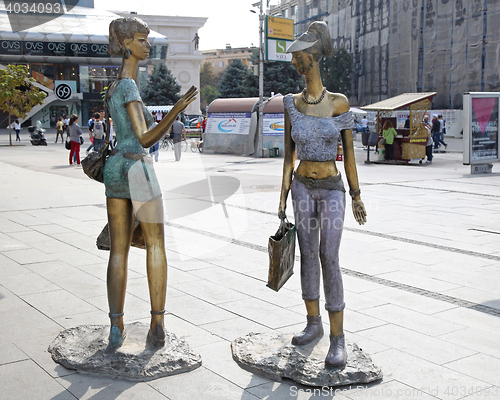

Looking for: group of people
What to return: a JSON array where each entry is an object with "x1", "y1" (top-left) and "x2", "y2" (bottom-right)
[
  {"x1": 149, "y1": 113, "x2": 186, "y2": 162},
  {"x1": 381, "y1": 113, "x2": 448, "y2": 162}
]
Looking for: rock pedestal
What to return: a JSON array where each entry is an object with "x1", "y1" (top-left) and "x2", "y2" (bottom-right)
[
  {"x1": 48, "y1": 322, "x2": 202, "y2": 381},
  {"x1": 231, "y1": 333, "x2": 382, "y2": 387}
]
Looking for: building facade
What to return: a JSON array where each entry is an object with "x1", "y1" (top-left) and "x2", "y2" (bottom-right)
[
  {"x1": 0, "y1": 3, "x2": 206, "y2": 128},
  {"x1": 117, "y1": 12, "x2": 207, "y2": 115},
  {"x1": 269, "y1": 0, "x2": 500, "y2": 109},
  {"x1": 201, "y1": 46, "x2": 257, "y2": 77}
]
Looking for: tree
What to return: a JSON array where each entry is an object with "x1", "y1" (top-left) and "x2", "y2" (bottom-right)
[
  {"x1": 200, "y1": 62, "x2": 217, "y2": 88},
  {"x1": 217, "y1": 59, "x2": 250, "y2": 98},
  {"x1": 263, "y1": 62, "x2": 304, "y2": 96},
  {"x1": 320, "y1": 48, "x2": 353, "y2": 97},
  {"x1": 200, "y1": 85, "x2": 220, "y2": 108},
  {"x1": 199, "y1": 62, "x2": 220, "y2": 109},
  {"x1": 0, "y1": 64, "x2": 47, "y2": 146},
  {"x1": 241, "y1": 49, "x2": 304, "y2": 98},
  {"x1": 142, "y1": 63, "x2": 181, "y2": 106}
]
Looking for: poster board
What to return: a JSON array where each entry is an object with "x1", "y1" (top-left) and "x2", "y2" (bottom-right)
[
  {"x1": 206, "y1": 112, "x2": 252, "y2": 135},
  {"x1": 463, "y1": 93, "x2": 500, "y2": 165},
  {"x1": 263, "y1": 113, "x2": 285, "y2": 136}
]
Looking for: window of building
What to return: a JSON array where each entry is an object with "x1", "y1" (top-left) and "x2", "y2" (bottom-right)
[
  {"x1": 211, "y1": 62, "x2": 214, "y2": 67},
  {"x1": 282, "y1": 9, "x2": 288, "y2": 18},
  {"x1": 291, "y1": 5, "x2": 297, "y2": 15},
  {"x1": 219, "y1": 61, "x2": 224, "y2": 67},
  {"x1": 80, "y1": 66, "x2": 120, "y2": 94}
]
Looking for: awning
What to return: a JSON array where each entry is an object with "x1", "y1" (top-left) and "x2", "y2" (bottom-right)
[
  {"x1": 361, "y1": 93, "x2": 437, "y2": 111},
  {"x1": 147, "y1": 105, "x2": 174, "y2": 113}
]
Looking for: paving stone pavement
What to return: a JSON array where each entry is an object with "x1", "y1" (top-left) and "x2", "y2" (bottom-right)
[{"x1": 1, "y1": 129, "x2": 500, "y2": 399}]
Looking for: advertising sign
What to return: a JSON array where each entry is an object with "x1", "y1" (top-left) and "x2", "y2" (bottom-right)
[
  {"x1": 206, "y1": 113, "x2": 252, "y2": 135},
  {"x1": 463, "y1": 93, "x2": 500, "y2": 165},
  {"x1": 263, "y1": 113, "x2": 285, "y2": 136},
  {"x1": 0, "y1": 39, "x2": 109, "y2": 58},
  {"x1": 266, "y1": 16, "x2": 294, "y2": 41},
  {"x1": 266, "y1": 39, "x2": 292, "y2": 62}
]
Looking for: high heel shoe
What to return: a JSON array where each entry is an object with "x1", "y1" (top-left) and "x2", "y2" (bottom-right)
[
  {"x1": 108, "y1": 312, "x2": 125, "y2": 348},
  {"x1": 147, "y1": 310, "x2": 166, "y2": 347},
  {"x1": 325, "y1": 333, "x2": 347, "y2": 368}
]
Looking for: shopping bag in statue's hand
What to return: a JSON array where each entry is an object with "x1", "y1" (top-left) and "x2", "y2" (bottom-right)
[
  {"x1": 96, "y1": 217, "x2": 146, "y2": 251},
  {"x1": 81, "y1": 143, "x2": 110, "y2": 183},
  {"x1": 267, "y1": 217, "x2": 296, "y2": 291}
]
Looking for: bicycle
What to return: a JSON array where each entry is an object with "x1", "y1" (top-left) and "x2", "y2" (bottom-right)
[
  {"x1": 190, "y1": 138, "x2": 203, "y2": 153},
  {"x1": 160, "y1": 136, "x2": 187, "y2": 152}
]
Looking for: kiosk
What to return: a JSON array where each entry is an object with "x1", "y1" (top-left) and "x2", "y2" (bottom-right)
[{"x1": 361, "y1": 92, "x2": 436, "y2": 163}]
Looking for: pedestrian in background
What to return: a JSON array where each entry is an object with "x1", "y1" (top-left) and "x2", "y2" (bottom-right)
[
  {"x1": 14, "y1": 119, "x2": 21, "y2": 142},
  {"x1": 438, "y1": 114, "x2": 447, "y2": 151},
  {"x1": 89, "y1": 112, "x2": 106, "y2": 151},
  {"x1": 171, "y1": 115, "x2": 186, "y2": 161},
  {"x1": 86, "y1": 115, "x2": 95, "y2": 154},
  {"x1": 68, "y1": 114, "x2": 83, "y2": 166},
  {"x1": 149, "y1": 121, "x2": 160, "y2": 162},
  {"x1": 55, "y1": 117, "x2": 64, "y2": 143},
  {"x1": 382, "y1": 120, "x2": 397, "y2": 161}
]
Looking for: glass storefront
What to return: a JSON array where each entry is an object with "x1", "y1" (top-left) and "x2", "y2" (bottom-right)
[{"x1": 80, "y1": 66, "x2": 120, "y2": 94}]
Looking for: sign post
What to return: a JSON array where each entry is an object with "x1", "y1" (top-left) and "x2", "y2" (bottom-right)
[
  {"x1": 265, "y1": 16, "x2": 294, "y2": 62},
  {"x1": 463, "y1": 92, "x2": 500, "y2": 174}
]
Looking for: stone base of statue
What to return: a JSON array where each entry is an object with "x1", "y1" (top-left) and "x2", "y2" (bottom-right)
[
  {"x1": 48, "y1": 322, "x2": 202, "y2": 381},
  {"x1": 231, "y1": 333, "x2": 382, "y2": 387}
]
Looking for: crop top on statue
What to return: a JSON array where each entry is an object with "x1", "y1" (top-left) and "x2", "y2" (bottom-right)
[{"x1": 283, "y1": 94, "x2": 355, "y2": 162}]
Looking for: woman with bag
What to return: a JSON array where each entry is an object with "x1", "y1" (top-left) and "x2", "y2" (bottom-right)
[
  {"x1": 104, "y1": 17, "x2": 197, "y2": 348},
  {"x1": 68, "y1": 114, "x2": 83, "y2": 166},
  {"x1": 278, "y1": 21, "x2": 367, "y2": 369}
]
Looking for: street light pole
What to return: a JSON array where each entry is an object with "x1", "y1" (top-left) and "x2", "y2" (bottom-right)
[{"x1": 257, "y1": 0, "x2": 264, "y2": 158}]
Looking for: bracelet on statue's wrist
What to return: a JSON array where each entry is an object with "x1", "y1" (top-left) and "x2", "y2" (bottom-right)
[{"x1": 349, "y1": 188, "x2": 361, "y2": 198}]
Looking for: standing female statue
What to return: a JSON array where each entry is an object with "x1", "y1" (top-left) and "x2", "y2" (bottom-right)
[
  {"x1": 278, "y1": 22, "x2": 367, "y2": 368},
  {"x1": 105, "y1": 17, "x2": 197, "y2": 347}
]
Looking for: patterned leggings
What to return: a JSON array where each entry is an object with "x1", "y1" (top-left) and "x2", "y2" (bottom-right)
[{"x1": 291, "y1": 178, "x2": 346, "y2": 312}]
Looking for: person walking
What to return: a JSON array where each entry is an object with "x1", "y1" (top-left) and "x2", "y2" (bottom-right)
[
  {"x1": 431, "y1": 114, "x2": 444, "y2": 151},
  {"x1": 438, "y1": 114, "x2": 447, "y2": 151},
  {"x1": 68, "y1": 114, "x2": 83, "y2": 166},
  {"x1": 149, "y1": 121, "x2": 160, "y2": 161},
  {"x1": 171, "y1": 115, "x2": 185, "y2": 161},
  {"x1": 86, "y1": 115, "x2": 95, "y2": 154},
  {"x1": 89, "y1": 112, "x2": 106, "y2": 151},
  {"x1": 55, "y1": 117, "x2": 64, "y2": 143},
  {"x1": 14, "y1": 119, "x2": 21, "y2": 142},
  {"x1": 423, "y1": 116, "x2": 433, "y2": 163}
]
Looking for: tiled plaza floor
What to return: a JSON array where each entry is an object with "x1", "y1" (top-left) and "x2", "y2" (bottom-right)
[{"x1": 1, "y1": 130, "x2": 499, "y2": 399}]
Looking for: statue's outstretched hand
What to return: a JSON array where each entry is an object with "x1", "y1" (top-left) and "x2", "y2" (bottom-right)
[
  {"x1": 173, "y1": 86, "x2": 198, "y2": 113},
  {"x1": 352, "y1": 198, "x2": 367, "y2": 225}
]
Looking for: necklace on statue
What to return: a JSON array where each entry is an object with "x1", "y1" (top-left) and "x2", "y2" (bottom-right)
[{"x1": 302, "y1": 87, "x2": 326, "y2": 105}]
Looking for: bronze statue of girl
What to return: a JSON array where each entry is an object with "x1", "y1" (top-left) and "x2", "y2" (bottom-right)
[
  {"x1": 105, "y1": 17, "x2": 197, "y2": 347},
  {"x1": 279, "y1": 21, "x2": 367, "y2": 368}
]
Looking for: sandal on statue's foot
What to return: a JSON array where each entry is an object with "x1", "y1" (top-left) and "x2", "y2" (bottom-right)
[
  {"x1": 108, "y1": 313, "x2": 125, "y2": 348},
  {"x1": 325, "y1": 333, "x2": 347, "y2": 369},
  {"x1": 147, "y1": 310, "x2": 166, "y2": 347}
]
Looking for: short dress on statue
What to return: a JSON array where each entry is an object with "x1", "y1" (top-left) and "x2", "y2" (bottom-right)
[{"x1": 103, "y1": 78, "x2": 161, "y2": 202}]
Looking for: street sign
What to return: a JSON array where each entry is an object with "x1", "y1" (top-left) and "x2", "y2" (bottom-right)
[
  {"x1": 266, "y1": 39, "x2": 292, "y2": 62},
  {"x1": 266, "y1": 16, "x2": 294, "y2": 41}
]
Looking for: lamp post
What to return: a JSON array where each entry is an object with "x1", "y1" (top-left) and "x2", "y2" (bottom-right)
[{"x1": 252, "y1": 1, "x2": 265, "y2": 158}]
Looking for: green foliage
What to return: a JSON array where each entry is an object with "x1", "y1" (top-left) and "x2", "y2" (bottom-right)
[
  {"x1": 319, "y1": 48, "x2": 353, "y2": 97},
  {"x1": 217, "y1": 59, "x2": 249, "y2": 98},
  {"x1": 264, "y1": 62, "x2": 303, "y2": 96},
  {"x1": 142, "y1": 64, "x2": 181, "y2": 105},
  {"x1": 200, "y1": 62, "x2": 217, "y2": 88},
  {"x1": 0, "y1": 64, "x2": 47, "y2": 145},
  {"x1": 200, "y1": 85, "x2": 220, "y2": 107}
]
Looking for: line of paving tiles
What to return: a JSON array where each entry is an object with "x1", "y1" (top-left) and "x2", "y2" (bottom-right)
[{"x1": 166, "y1": 220, "x2": 500, "y2": 318}]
